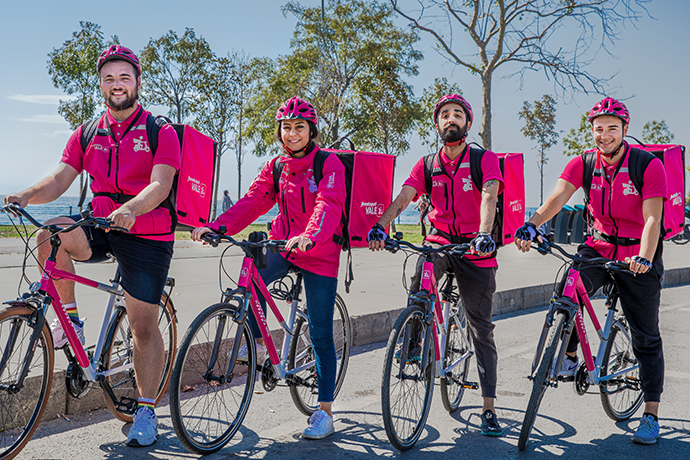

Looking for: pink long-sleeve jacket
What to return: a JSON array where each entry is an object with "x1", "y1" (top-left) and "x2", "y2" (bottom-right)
[{"x1": 209, "y1": 144, "x2": 346, "y2": 278}]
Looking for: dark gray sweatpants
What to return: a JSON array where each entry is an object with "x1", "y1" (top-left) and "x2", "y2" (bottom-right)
[{"x1": 410, "y1": 246, "x2": 498, "y2": 399}]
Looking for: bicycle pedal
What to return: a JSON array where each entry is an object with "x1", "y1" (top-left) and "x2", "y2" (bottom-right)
[
  {"x1": 115, "y1": 396, "x2": 138, "y2": 415},
  {"x1": 462, "y1": 381, "x2": 479, "y2": 390},
  {"x1": 558, "y1": 375, "x2": 575, "y2": 382}
]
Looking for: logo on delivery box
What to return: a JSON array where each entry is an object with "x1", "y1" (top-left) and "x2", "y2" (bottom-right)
[
  {"x1": 360, "y1": 202, "x2": 384, "y2": 217},
  {"x1": 671, "y1": 192, "x2": 683, "y2": 206},
  {"x1": 187, "y1": 176, "x2": 207, "y2": 198},
  {"x1": 509, "y1": 199, "x2": 523, "y2": 213}
]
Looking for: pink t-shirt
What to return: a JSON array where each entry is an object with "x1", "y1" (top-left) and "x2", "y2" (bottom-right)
[
  {"x1": 560, "y1": 153, "x2": 667, "y2": 259},
  {"x1": 61, "y1": 107, "x2": 181, "y2": 240}
]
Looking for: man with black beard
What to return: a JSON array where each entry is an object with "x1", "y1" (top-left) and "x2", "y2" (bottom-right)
[
  {"x1": 368, "y1": 95, "x2": 505, "y2": 436},
  {"x1": 4, "y1": 45, "x2": 181, "y2": 447}
]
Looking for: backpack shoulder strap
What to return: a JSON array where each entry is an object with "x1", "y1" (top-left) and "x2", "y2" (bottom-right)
[
  {"x1": 627, "y1": 146, "x2": 655, "y2": 196},
  {"x1": 313, "y1": 149, "x2": 329, "y2": 186},
  {"x1": 271, "y1": 156, "x2": 284, "y2": 197},
  {"x1": 469, "y1": 146, "x2": 486, "y2": 190},
  {"x1": 80, "y1": 118, "x2": 101, "y2": 153},
  {"x1": 581, "y1": 151, "x2": 598, "y2": 203},
  {"x1": 145, "y1": 114, "x2": 167, "y2": 156},
  {"x1": 422, "y1": 153, "x2": 436, "y2": 195}
]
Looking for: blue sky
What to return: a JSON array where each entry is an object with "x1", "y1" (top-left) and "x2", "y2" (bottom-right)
[{"x1": 2, "y1": 0, "x2": 688, "y2": 207}]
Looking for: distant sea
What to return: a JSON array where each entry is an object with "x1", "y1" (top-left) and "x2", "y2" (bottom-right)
[{"x1": 0, "y1": 196, "x2": 537, "y2": 227}]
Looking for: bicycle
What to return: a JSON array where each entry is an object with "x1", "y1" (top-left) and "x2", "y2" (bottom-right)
[
  {"x1": 169, "y1": 230, "x2": 352, "y2": 455},
  {"x1": 670, "y1": 206, "x2": 690, "y2": 245},
  {"x1": 518, "y1": 237, "x2": 643, "y2": 451},
  {"x1": 0, "y1": 204, "x2": 177, "y2": 459},
  {"x1": 380, "y1": 235, "x2": 477, "y2": 451}
]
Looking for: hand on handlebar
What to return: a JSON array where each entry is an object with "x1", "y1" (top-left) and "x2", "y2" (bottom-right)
[
  {"x1": 367, "y1": 223, "x2": 388, "y2": 251},
  {"x1": 285, "y1": 235, "x2": 313, "y2": 252},
  {"x1": 106, "y1": 206, "x2": 135, "y2": 232},
  {"x1": 625, "y1": 255, "x2": 652, "y2": 274},
  {"x1": 191, "y1": 226, "x2": 215, "y2": 242},
  {"x1": 514, "y1": 222, "x2": 544, "y2": 253}
]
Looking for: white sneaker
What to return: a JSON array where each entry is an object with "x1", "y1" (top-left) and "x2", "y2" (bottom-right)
[
  {"x1": 303, "y1": 409, "x2": 335, "y2": 439},
  {"x1": 236, "y1": 342, "x2": 267, "y2": 365},
  {"x1": 558, "y1": 355, "x2": 579, "y2": 378},
  {"x1": 50, "y1": 317, "x2": 85, "y2": 349},
  {"x1": 126, "y1": 407, "x2": 158, "y2": 447}
]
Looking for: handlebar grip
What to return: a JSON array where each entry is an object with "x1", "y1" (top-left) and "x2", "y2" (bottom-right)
[{"x1": 201, "y1": 232, "x2": 221, "y2": 247}]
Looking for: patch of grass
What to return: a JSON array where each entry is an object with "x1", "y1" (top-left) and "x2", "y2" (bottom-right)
[
  {"x1": 0, "y1": 225, "x2": 37, "y2": 238},
  {"x1": 174, "y1": 224, "x2": 268, "y2": 241}
]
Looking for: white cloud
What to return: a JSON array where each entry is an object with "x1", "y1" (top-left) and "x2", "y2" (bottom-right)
[
  {"x1": 42, "y1": 130, "x2": 73, "y2": 137},
  {"x1": 17, "y1": 114, "x2": 68, "y2": 124},
  {"x1": 8, "y1": 94, "x2": 74, "y2": 105}
]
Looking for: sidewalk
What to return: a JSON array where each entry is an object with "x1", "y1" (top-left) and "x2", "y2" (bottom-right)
[{"x1": 0, "y1": 238, "x2": 689, "y2": 420}]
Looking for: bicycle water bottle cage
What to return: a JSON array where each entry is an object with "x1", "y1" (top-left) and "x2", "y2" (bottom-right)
[{"x1": 248, "y1": 231, "x2": 268, "y2": 269}]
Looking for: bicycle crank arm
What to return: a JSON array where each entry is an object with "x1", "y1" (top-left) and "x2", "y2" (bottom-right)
[{"x1": 600, "y1": 377, "x2": 641, "y2": 394}]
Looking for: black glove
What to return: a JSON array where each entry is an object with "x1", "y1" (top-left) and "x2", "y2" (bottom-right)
[
  {"x1": 367, "y1": 223, "x2": 388, "y2": 242},
  {"x1": 471, "y1": 232, "x2": 496, "y2": 254},
  {"x1": 631, "y1": 255, "x2": 652, "y2": 269},
  {"x1": 515, "y1": 222, "x2": 541, "y2": 241}
]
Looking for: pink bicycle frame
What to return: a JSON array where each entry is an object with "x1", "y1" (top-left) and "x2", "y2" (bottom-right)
[
  {"x1": 236, "y1": 257, "x2": 287, "y2": 366},
  {"x1": 419, "y1": 259, "x2": 446, "y2": 363},
  {"x1": 560, "y1": 268, "x2": 603, "y2": 374}
]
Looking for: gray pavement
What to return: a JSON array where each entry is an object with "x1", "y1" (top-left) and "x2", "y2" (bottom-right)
[{"x1": 14, "y1": 283, "x2": 690, "y2": 459}]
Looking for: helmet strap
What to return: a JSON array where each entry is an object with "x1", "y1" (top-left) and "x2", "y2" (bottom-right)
[{"x1": 282, "y1": 140, "x2": 315, "y2": 157}]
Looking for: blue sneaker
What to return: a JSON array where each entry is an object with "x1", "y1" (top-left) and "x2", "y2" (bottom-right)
[
  {"x1": 632, "y1": 414, "x2": 660, "y2": 445},
  {"x1": 126, "y1": 407, "x2": 158, "y2": 447},
  {"x1": 480, "y1": 410, "x2": 503, "y2": 437}
]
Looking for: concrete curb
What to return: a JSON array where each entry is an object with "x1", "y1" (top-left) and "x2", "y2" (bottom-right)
[{"x1": 26, "y1": 266, "x2": 690, "y2": 422}]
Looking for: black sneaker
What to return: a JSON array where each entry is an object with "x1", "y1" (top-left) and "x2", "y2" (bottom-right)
[{"x1": 480, "y1": 410, "x2": 503, "y2": 437}]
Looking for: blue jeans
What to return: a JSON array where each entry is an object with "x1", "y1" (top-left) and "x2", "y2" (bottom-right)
[{"x1": 249, "y1": 250, "x2": 337, "y2": 403}]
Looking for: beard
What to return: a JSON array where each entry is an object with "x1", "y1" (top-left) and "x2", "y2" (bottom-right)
[
  {"x1": 440, "y1": 122, "x2": 467, "y2": 144},
  {"x1": 104, "y1": 87, "x2": 138, "y2": 112}
]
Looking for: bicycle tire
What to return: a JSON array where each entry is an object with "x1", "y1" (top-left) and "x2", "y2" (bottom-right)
[
  {"x1": 0, "y1": 306, "x2": 54, "y2": 460},
  {"x1": 381, "y1": 304, "x2": 434, "y2": 451},
  {"x1": 288, "y1": 293, "x2": 351, "y2": 416},
  {"x1": 440, "y1": 304, "x2": 472, "y2": 412},
  {"x1": 670, "y1": 224, "x2": 690, "y2": 245},
  {"x1": 599, "y1": 320, "x2": 643, "y2": 421},
  {"x1": 170, "y1": 302, "x2": 256, "y2": 455},
  {"x1": 101, "y1": 292, "x2": 177, "y2": 422},
  {"x1": 518, "y1": 311, "x2": 567, "y2": 451}
]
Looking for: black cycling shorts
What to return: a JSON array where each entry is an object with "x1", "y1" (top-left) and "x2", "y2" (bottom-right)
[{"x1": 69, "y1": 215, "x2": 174, "y2": 305}]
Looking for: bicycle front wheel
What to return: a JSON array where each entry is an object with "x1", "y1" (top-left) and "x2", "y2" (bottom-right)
[
  {"x1": 440, "y1": 304, "x2": 472, "y2": 412},
  {"x1": 170, "y1": 302, "x2": 256, "y2": 455},
  {"x1": 0, "y1": 306, "x2": 54, "y2": 460},
  {"x1": 101, "y1": 292, "x2": 177, "y2": 422},
  {"x1": 381, "y1": 304, "x2": 434, "y2": 451},
  {"x1": 599, "y1": 320, "x2": 643, "y2": 421},
  {"x1": 288, "y1": 293, "x2": 351, "y2": 416},
  {"x1": 518, "y1": 310, "x2": 567, "y2": 451}
]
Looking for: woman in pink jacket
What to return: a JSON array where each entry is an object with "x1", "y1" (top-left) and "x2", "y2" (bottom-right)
[{"x1": 192, "y1": 97, "x2": 346, "y2": 439}]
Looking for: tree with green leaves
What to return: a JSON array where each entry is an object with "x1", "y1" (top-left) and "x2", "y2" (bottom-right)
[
  {"x1": 415, "y1": 77, "x2": 464, "y2": 154},
  {"x1": 392, "y1": 0, "x2": 650, "y2": 150},
  {"x1": 139, "y1": 28, "x2": 213, "y2": 123},
  {"x1": 641, "y1": 120, "x2": 674, "y2": 145},
  {"x1": 248, "y1": 0, "x2": 422, "y2": 157},
  {"x1": 47, "y1": 21, "x2": 118, "y2": 207},
  {"x1": 519, "y1": 95, "x2": 559, "y2": 204},
  {"x1": 190, "y1": 53, "x2": 240, "y2": 220},
  {"x1": 562, "y1": 113, "x2": 594, "y2": 157}
]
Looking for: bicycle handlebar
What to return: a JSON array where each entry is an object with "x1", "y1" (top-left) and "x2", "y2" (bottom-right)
[
  {"x1": 200, "y1": 232, "x2": 287, "y2": 252},
  {"x1": 1, "y1": 204, "x2": 129, "y2": 234},
  {"x1": 532, "y1": 238, "x2": 630, "y2": 272},
  {"x1": 384, "y1": 237, "x2": 470, "y2": 257}
]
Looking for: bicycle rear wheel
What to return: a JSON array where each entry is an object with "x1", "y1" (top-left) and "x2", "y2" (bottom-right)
[
  {"x1": 101, "y1": 292, "x2": 177, "y2": 422},
  {"x1": 381, "y1": 304, "x2": 434, "y2": 451},
  {"x1": 440, "y1": 304, "x2": 472, "y2": 412},
  {"x1": 170, "y1": 302, "x2": 256, "y2": 455},
  {"x1": 599, "y1": 320, "x2": 643, "y2": 421},
  {"x1": 288, "y1": 293, "x2": 351, "y2": 416},
  {"x1": 518, "y1": 311, "x2": 567, "y2": 451},
  {"x1": 0, "y1": 305, "x2": 54, "y2": 460}
]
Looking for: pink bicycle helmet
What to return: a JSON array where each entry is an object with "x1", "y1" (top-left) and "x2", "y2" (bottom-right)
[
  {"x1": 275, "y1": 97, "x2": 318, "y2": 125},
  {"x1": 97, "y1": 45, "x2": 141, "y2": 75},
  {"x1": 588, "y1": 97, "x2": 630, "y2": 125},
  {"x1": 433, "y1": 94, "x2": 473, "y2": 124}
]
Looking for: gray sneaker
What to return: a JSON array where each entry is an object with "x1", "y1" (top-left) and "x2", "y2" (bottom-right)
[
  {"x1": 126, "y1": 407, "x2": 158, "y2": 447},
  {"x1": 302, "y1": 409, "x2": 335, "y2": 439}
]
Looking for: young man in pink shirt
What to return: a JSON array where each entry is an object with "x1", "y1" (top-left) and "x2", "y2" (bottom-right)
[
  {"x1": 514, "y1": 97, "x2": 666, "y2": 445},
  {"x1": 4, "y1": 45, "x2": 181, "y2": 447},
  {"x1": 368, "y1": 94, "x2": 505, "y2": 436}
]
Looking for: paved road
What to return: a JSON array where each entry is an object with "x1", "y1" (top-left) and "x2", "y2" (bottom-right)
[{"x1": 15, "y1": 284, "x2": 690, "y2": 459}]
